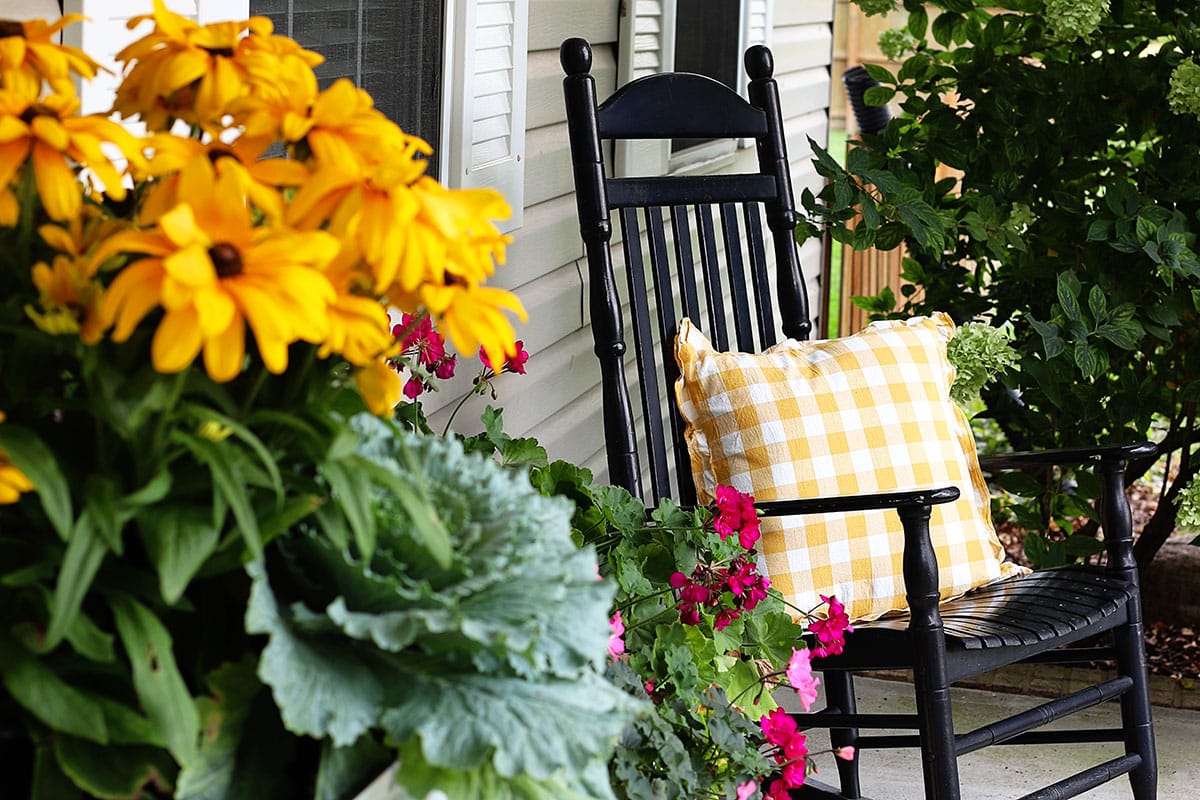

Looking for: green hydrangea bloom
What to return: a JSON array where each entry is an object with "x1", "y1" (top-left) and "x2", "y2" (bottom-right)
[
  {"x1": 947, "y1": 321, "x2": 1020, "y2": 409},
  {"x1": 1168, "y1": 58, "x2": 1200, "y2": 121},
  {"x1": 853, "y1": 0, "x2": 898, "y2": 18},
  {"x1": 1044, "y1": 0, "x2": 1108, "y2": 41},
  {"x1": 1004, "y1": 202, "x2": 1037, "y2": 236},
  {"x1": 1176, "y1": 473, "x2": 1200, "y2": 529},
  {"x1": 878, "y1": 27, "x2": 919, "y2": 61}
]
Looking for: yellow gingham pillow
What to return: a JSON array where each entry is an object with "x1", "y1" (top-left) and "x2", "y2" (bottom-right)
[{"x1": 674, "y1": 313, "x2": 1025, "y2": 622}]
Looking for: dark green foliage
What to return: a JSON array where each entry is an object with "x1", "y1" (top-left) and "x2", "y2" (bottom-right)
[{"x1": 806, "y1": 0, "x2": 1200, "y2": 565}]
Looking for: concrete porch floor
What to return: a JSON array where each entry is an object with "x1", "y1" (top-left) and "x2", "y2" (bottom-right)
[{"x1": 795, "y1": 676, "x2": 1199, "y2": 799}]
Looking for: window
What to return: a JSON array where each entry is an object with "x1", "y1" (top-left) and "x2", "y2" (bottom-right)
[
  {"x1": 250, "y1": 1, "x2": 445, "y2": 175},
  {"x1": 63, "y1": 0, "x2": 528, "y2": 230}
]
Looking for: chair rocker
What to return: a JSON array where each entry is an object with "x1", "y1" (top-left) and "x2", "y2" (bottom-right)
[{"x1": 560, "y1": 37, "x2": 1158, "y2": 800}]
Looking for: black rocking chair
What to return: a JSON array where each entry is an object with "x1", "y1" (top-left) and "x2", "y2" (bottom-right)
[{"x1": 560, "y1": 37, "x2": 1158, "y2": 800}]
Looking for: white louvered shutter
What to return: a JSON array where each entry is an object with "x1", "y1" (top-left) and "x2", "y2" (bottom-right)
[
  {"x1": 738, "y1": 0, "x2": 773, "y2": 92},
  {"x1": 737, "y1": 0, "x2": 773, "y2": 148},
  {"x1": 614, "y1": 0, "x2": 676, "y2": 177},
  {"x1": 447, "y1": 0, "x2": 528, "y2": 232}
]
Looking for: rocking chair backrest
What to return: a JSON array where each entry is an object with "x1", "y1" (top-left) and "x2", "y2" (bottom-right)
[{"x1": 560, "y1": 37, "x2": 811, "y2": 506}]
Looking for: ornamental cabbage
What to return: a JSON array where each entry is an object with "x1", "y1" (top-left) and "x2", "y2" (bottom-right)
[{"x1": 247, "y1": 418, "x2": 639, "y2": 798}]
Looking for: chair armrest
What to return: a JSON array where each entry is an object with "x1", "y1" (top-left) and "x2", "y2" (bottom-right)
[
  {"x1": 979, "y1": 442, "x2": 1156, "y2": 472},
  {"x1": 755, "y1": 486, "x2": 959, "y2": 518}
]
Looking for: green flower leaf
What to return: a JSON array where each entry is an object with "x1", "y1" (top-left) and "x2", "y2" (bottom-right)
[
  {"x1": 53, "y1": 736, "x2": 175, "y2": 800},
  {"x1": 45, "y1": 513, "x2": 108, "y2": 651},
  {"x1": 0, "y1": 633, "x2": 108, "y2": 743},
  {"x1": 0, "y1": 423, "x2": 73, "y2": 540},
  {"x1": 138, "y1": 505, "x2": 221, "y2": 605},
  {"x1": 172, "y1": 431, "x2": 261, "y2": 559},
  {"x1": 110, "y1": 594, "x2": 200, "y2": 766},
  {"x1": 176, "y1": 657, "x2": 292, "y2": 800}
]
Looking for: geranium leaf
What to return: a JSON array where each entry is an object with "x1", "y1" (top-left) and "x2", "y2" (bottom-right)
[
  {"x1": 0, "y1": 423, "x2": 73, "y2": 540},
  {"x1": 110, "y1": 594, "x2": 199, "y2": 765}
]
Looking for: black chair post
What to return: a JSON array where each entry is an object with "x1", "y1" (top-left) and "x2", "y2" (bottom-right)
[
  {"x1": 900, "y1": 502, "x2": 961, "y2": 800},
  {"x1": 561, "y1": 38, "x2": 643, "y2": 498},
  {"x1": 1100, "y1": 456, "x2": 1157, "y2": 799},
  {"x1": 745, "y1": 45, "x2": 810, "y2": 342}
]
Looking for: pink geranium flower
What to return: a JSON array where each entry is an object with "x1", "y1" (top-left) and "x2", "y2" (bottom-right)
[
  {"x1": 480, "y1": 339, "x2": 529, "y2": 375},
  {"x1": 810, "y1": 594, "x2": 853, "y2": 658},
  {"x1": 735, "y1": 779, "x2": 758, "y2": 800},
  {"x1": 786, "y1": 647, "x2": 820, "y2": 711},
  {"x1": 607, "y1": 611, "x2": 625, "y2": 658},
  {"x1": 760, "y1": 707, "x2": 798, "y2": 746},
  {"x1": 714, "y1": 484, "x2": 760, "y2": 547}
]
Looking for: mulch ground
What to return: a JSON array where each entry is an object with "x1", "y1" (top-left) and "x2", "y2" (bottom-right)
[{"x1": 994, "y1": 480, "x2": 1200, "y2": 684}]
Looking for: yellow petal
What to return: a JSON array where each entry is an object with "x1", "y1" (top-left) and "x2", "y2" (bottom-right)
[
  {"x1": 192, "y1": 285, "x2": 237, "y2": 337},
  {"x1": 32, "y1": 142, "x2": 81, "y2": 222},
  {"x1": 355, "y1": 359, "x2": 401, "y2": 416},
  {"x1": 151, "y1": 308, "x2": 204, "y2": 374},
  {"x1": 159, "y1": 202, "x2": 205, "y2": 248},
  {"x1": 163, "y1": 243, "x2": 215, "y2": 289},
  {"x1": 202, "y1": 315, "x2": 246, "y2": 383},
  {"x1": 102, "y1": 259, "x2": 164, "y2": 341}
]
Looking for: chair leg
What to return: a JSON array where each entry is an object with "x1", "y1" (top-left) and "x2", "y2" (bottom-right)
[
  {"x1": 1114, "y1": 607, "x2": 1158, "y2": 799},
  {"x1": 911, "y1": 652, "x2": 960, "y2": 800},
  {"x1": 1098, "y1": 458, "x2": 1157, "y2": 799},
  {"x1": 899, "y1": 502, "x2": 961, "y2": 800},
  {"x1": 824, "y1": 671, "x2": 861, "y2": 799}
]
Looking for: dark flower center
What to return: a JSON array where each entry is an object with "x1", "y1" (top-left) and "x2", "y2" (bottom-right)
[
  {"x1": 0, "y1": 21, "x2": 25, "y2": 38},
  {"x1": 19, "y1": 104, "x2": 54, "y2": 125},
  {"x1": 205, "y1": 47, "x2": 235, "y2": 58},
  {"x1": 207, "y1": 147, "x2": 236, "y2": 166},
  {"x1": 209, "y1": 243, "x2": 243, "y2": 278}
]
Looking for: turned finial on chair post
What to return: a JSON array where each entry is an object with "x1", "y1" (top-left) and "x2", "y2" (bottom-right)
[
  {"x1": 560, "y1": 37, "x2": 593, "y2": 76},
  {"x1": 744, "y1": 45, "x2": 774, "y2": 82}
]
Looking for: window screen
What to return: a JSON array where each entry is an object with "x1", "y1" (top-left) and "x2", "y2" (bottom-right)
[
  {"x1": 250, "y1": 1, "x2": 444, "y2": 172},
  {"x1": 672, "y1": 0, "x2": 742, "y2": 154}
]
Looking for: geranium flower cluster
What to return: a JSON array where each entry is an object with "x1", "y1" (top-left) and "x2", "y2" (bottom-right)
[
  {"x1": 0, "y1": 2, "x2": 525, "y2": 417},
  {"x1": 669, "y1": 485, "x2": 769, "y2": 630},
  {"x1": 809, "y1": 593, "x2": 854, "y2": 658},
  {"x1": 391, "y1": 313, "x2": 458, "y2": 398},
  {"x1": 714, "y1": 484, "x2": 761, "y2": 549},
  {"x1": 758, "y1": 708, "x2": 810, "y2": 798},
  {"x1": 669, "y1": 554, "x2": 770, "y2": 630}
]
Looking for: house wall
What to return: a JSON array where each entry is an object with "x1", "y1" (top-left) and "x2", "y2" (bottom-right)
[{"x1": 424, "y1": 0, "x2": 837, "y2": 485}]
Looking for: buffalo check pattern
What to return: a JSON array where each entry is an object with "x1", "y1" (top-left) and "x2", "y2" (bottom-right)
[{"x1": 674, "y1": 313, "x2": 1025, "y2": 621}]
